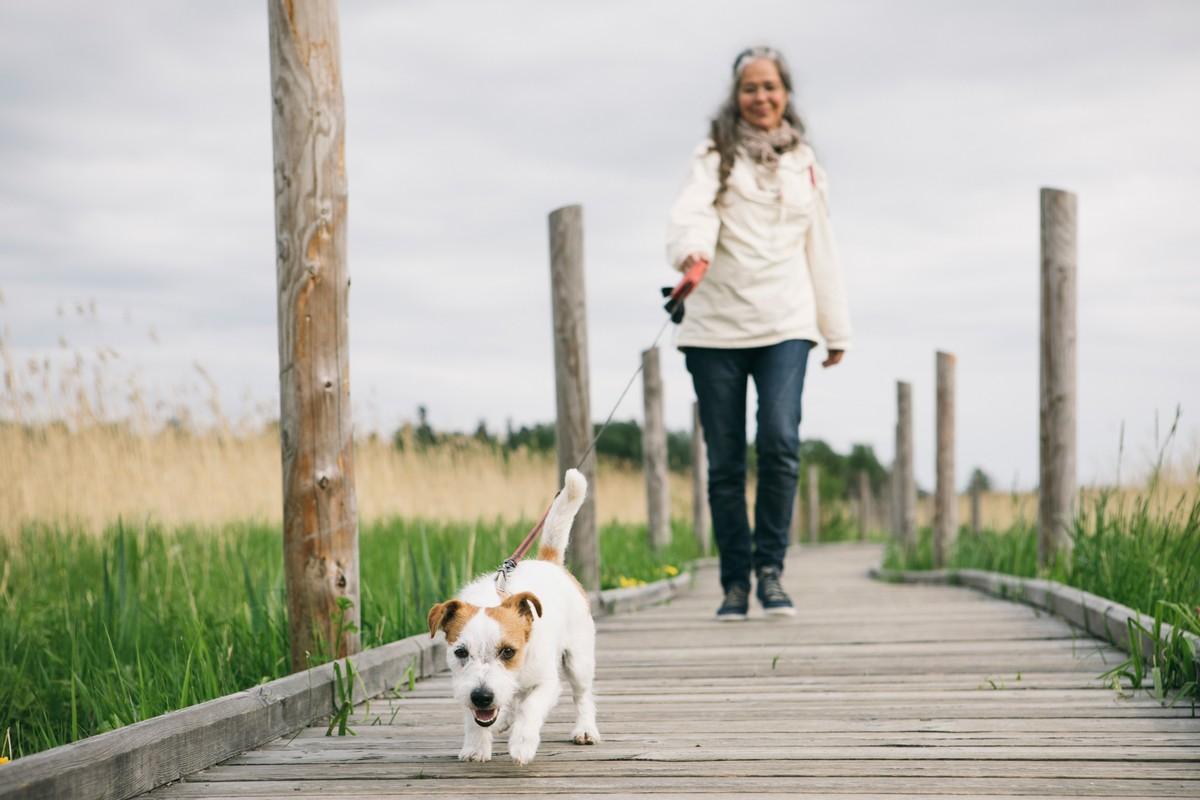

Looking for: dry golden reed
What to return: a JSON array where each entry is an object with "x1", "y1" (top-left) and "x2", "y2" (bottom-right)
[{"x1": 0, "y1": 424, "x2": 700, "y2": 536}]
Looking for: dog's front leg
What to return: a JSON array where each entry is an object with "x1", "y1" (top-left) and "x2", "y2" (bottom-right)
[
  {"x1": 506, "y1": 680, "x2": 559, "y2": 766},
  {"x1": 458, "y1": 711, "x2": 493, "y2": 762}
]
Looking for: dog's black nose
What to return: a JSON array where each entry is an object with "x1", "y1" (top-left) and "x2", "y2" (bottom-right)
[{"x1": 470, "y1": 687, "x2": 494, "y2": 708}]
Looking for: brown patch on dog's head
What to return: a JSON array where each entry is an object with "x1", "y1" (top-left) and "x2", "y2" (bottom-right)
[
  {"x1": 427, "y1": 599, "x2": 479, "y2": 642},
  {"x1": 484, "y1": 592, "x2": 541, "y2": 669}
]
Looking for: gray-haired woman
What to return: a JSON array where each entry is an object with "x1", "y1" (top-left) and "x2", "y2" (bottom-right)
[{"x1": 666, "y1": 46, "x2": 852, "y2": 621}]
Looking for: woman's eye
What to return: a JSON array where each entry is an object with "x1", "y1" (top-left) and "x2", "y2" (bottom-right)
[
  {"x1": 454, "y1": 647, "x2": 469, "y2": 660},
  {"x1": 499, "y1": 647, "x2": 515, "y2": 661}
]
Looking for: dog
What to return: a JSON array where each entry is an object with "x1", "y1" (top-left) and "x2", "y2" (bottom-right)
[{"x1": 427, "y1": 468, "x2": 599, "y2": 765}]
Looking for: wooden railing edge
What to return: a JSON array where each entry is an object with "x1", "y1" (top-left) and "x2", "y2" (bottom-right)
[
  {"x1": 0, "y1": 634, "x2": 446, "y2": 800},
  {"x1": 870, "y1": 565, "x2": 1200, "y2": 671}
]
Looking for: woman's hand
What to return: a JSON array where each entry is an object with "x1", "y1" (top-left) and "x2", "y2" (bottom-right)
[
  {"x1": 822, "y1": 349, "x2": 844, "y2": 368},
  {"x1": 680, "y1": 252, "x2": 710, "y2": 280}
]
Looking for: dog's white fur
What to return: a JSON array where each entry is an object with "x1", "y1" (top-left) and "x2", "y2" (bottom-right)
[{"x1": 427, "y1": 469, "x2": 598, "y2": 765}]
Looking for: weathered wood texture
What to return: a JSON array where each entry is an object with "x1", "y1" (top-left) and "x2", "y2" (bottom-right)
[
  {"x1": 933, "y1": 350, "x2": 956, "y2": 568},
  {"x1": 970, "y1": 482, "x2": 982, "y2": 533},
  {"x1": 788, "y1": 485, "x2": 801, "y2": 545},
  {"x1": 641, "y1": 347, "x2": 670, "y2": 550},
  {"x1": 145, "y1": 545, "x2": 1200, "y2": 798},
  {"x1": 895, "y1": 381, "x2": 916, "y2": 549},
  {"x1": 267, "y1": 0, "x2": 360, "y2": 669},
  {"x1": 855, "y1": 470, "x2": 871, "y2": 540},
  {"x1": 690, "y1": 401, "x2": 709, "y2": 555},
  {"x1": 3, "y1": 636, "x2": 445, "y2": 800},
  {"x1": 1039, "y1": 187, "x2": 1077, "y2": 568},
  {"x1": 548, "y1": 204, "x2": 599, "y2": 591},
  {"x1": 805, "y1": 463, "x2": 819, "y2": 543}
]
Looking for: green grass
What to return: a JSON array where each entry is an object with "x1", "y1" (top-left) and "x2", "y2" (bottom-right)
[
  {"x1": 0, "y1": 517, "x2": 703, "y2": 759},
  {"x1": 882, "y1": 490, "x2": 1200, "y2": 704}
]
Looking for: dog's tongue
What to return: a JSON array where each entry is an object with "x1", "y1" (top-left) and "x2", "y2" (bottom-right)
[{"x1": 473, "y1": 708, "x2": 497, "y2": 723}]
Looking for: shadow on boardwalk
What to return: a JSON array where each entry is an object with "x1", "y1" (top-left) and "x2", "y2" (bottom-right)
[{"x1": 148, "y1": 543, "x2": 1200, "y2": 799}]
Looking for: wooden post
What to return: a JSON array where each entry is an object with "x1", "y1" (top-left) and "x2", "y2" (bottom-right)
[
  {"x1": 548, "y1": 205, "x2": 599, "y2": 591},
  {"x1": 1039, "y1": 188, "x2": 1077, "y2": 568},
  {"x1": 641, "y1": 347, "x2": 670, "y2": 551},
  {"x1": 856, "y1": 470, "x2": 871, "y2": 541},
  {"x1": 806, "y1": 463, "x2": 820, "y2": 544},
  {"x1": 789, "y1": 489, "x2": 801, "y2": 545},
  {"x1": 969, "y1": 482, "x2": 981, "y2": 534},
  {"x1": 895, "y1": 382, "x2": 916, "y2": 551},
  {"x1": 933, "y1": 351, "x2": 956, "y2": 568},
  {"x1": 691, "y1": 401, "x2": 709, "y2": 555},
  {"x1": 268, "y1": 0, "x2": 360, "y2": 671}
]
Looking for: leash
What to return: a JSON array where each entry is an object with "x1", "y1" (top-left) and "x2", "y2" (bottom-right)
[{"x1": 495, "y1": 261, "x2": 710, "y2": 595}]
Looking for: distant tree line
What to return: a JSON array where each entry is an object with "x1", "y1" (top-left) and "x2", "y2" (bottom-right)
[{"x1": 391, "y1": 405, "x2": 935, "y2": 503}]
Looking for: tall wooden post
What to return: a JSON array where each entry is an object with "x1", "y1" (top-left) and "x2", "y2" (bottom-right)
[
  {"x1": 856, "y1": 470, "x2": 871, "y2": 541},
  {"x1": 933, "y1": 352, "x2": 956, "y2": 568},
  {"x1": 549, "y1": 205, "x2": 599, "y2": 591},
  {"x1": 789, "y1": 489, "x2": 801, "y2": 545},
  {"x1": 895, "y1": 382, "x2": 916, "y2": 551},
  {"x1": 970, "y1": 483, "x2": 982, "y2": 534},
  {"x1": 641, "y1": 348, "x2": 670, "y2": 550},
  {"x1": 268, "y1": 0, "x2": 360, "y2": 671},
  {"x1": 806, "y1": 463, "x2": 820, "y2": 544},
  {"x1": 1039, "y1": 188, "x2": 1077, "y2": 569},
  {"x1": 691, "y1": 401, "x2": 709, "y2": 555}
]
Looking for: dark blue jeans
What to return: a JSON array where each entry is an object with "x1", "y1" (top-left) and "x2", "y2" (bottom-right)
[{"x1": 684, "y1": 339, "x2": 813, "y2": 592}]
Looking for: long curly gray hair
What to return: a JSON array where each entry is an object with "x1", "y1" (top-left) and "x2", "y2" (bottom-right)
[{"x1": 710, "y1": 46, "x2": 806, "y2": 202}]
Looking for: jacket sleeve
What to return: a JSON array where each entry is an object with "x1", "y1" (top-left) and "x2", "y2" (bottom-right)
[
  {"x1": 665, "y1": 142, "x2": 722, "y2": 272},
  {"x1": 806, "y1": 162, "x2": 853, "y2": 350}
]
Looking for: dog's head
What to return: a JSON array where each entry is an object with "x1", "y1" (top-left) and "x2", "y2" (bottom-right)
[{"x1": 427, "y1": 591, "x2": 543, "y2": 727}]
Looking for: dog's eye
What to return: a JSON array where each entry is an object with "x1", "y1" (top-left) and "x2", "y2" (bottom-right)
[
  {"x1": 454, "y1": 646, "x2": 469, "y2": 660},
  {"x1": 499, "y1": 647, "x2": 516, "y2": 661}
]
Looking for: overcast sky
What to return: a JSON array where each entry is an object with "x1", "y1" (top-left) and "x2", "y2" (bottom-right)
[{"x1": 2, "y1": 0, "x2": 1197, "y2": 490}]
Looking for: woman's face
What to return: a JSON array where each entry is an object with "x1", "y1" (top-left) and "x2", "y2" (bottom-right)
[{"x1": 737, "y1": 58, "x2": 787, "y2": 131}]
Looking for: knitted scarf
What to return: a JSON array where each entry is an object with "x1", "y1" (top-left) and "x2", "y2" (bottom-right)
[{"x1": 736, "y1": 119, "x2": 801, "y2": 170}]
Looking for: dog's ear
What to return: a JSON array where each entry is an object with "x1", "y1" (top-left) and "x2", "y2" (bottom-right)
[
  {"x1": 427, "y1": 600, "x2": 462, "y2": 639},
  {"x1": 502, "y1": 591, "x2": 542, "y2": 623}
]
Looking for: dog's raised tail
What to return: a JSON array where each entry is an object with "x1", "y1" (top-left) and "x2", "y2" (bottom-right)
[{"x1": 536, "y1": 469, "x2": 588, "y2": 565}]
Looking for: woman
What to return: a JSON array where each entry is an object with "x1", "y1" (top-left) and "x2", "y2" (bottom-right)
[{"x1": 666, "y1": 46, "x2": 851, "y2": 621}]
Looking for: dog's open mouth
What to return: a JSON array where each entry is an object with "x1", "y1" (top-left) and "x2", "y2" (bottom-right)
[{"x1": 472, "y1": 707, "x2": 498, "y2": 727}]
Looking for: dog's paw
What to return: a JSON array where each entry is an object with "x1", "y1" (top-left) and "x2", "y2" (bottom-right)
[
  {"x1": 571, "y1": 726, "x2": 600, "y2": 745},
  {"x1": 507, "y1": 731, "x2": 540, "y2": 766},
  {"x1": 458, "y1": 745, "x2": 492, "y2": 762}
]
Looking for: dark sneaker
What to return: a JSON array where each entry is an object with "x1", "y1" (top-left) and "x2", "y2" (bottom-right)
[
  {"x1": 716, "y1": 584, "x2": 750, "y2": 621},
  {"x1": 756, "y1": 566, "x2": 795, "y2": 617}
]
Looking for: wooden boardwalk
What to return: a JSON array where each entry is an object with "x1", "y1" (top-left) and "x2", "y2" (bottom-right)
[{"x1": 147, "y1": 544, "x2": 1200, "y2": 798}]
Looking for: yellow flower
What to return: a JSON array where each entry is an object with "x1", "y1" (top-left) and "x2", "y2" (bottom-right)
[
  {"x1": 0, "y1": 757, "x2": 9, "y2": 765},
  {"x1": 663, "y1": 564, "x2": 679, "y2": 577},
  {"x1": 617, "y1": 576, "x2": 647, "y2": 588}
]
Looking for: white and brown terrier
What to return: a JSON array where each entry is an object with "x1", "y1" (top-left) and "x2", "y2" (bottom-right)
[{"x1": 427, "y1": 468, "x2": 599, "y2": 765}]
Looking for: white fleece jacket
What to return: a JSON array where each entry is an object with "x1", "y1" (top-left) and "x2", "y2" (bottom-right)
[{"x1": 665, "y1": 140, "x2": 852, "y2": 351}]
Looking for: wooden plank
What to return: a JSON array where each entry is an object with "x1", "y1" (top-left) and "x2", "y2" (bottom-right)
[
  {"x1": 148, "y1": 775, "x2": 1200, "y2": 797},
  {"x1": 136, "y1": 544, "x2": 1200, "y2": 800}
]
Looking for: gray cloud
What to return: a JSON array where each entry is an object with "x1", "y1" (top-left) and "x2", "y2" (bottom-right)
[{"x1": 1, "y1": 0, "x2": 1197, "y2": 490}]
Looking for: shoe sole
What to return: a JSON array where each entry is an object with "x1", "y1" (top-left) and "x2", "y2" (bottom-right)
[
  {"x1": 715, "y1": 612, "x2": 748, "y2": 622},
  {"x1": 763, "y1": 606, "x2": 796, "y2": 617}
]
